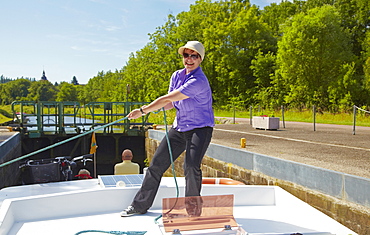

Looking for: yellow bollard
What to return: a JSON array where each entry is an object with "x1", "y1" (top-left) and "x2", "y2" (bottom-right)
[
  {"x1": 227, "y1": 163, "x2": 232, "y2": 176},
  {"x1": 240, "y1": 138, "x2": 246, "y2": 148}
]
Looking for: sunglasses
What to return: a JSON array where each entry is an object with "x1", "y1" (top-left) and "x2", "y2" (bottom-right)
[{"x1": 183, "y1": 53, "x2": 200, "y2": 60}]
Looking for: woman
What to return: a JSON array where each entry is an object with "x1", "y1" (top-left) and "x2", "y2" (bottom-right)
[{"x1": 121, "y1": 41, "x2": 214, "y2": 216}]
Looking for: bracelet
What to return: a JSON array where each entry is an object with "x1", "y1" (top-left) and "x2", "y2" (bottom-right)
[{"x1": 139, "y1": 107, "x2": 146, "y2": 115}]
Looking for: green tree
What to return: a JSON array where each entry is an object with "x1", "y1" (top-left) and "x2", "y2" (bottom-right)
[
  {"x1": 172, "y1": 0, "x2": 275, "y2": 107},
  {"x1": 0, "y1": 79, "x2": 31, "y2": 104},
  {"x1": 80, "y1": 71, "x2": 106, "y2": 103},
  {"x1": 251, "y1": 51, "x2": 277, "y2": 107},
  {"x1": 145, "y1": 18, "x2": 180, "y2": 101},
  {"x1": 122, "y1": 16, "x2": 180, "y2": 103},
  {"x1": 98, "y1": 70, "x2": 126, "y2": 102},
  {"x1": 274, "y1": 5, "x2": 355, "y2": 110},
  {"x1": 0, "y1": 75, "x2": 14, "y2": 84},
  {"x1": 56, "y1": 82, "x2": 79, "y2": 102},
  {"x1": 363, "y1": 31, "x2": 370, "y2": 103},
  {"x1": 26, "y1": 80, "x2": 57, "y2": 101},
  {"x1": 333, "y1": 0, "x2": 370, "y2": 58},
  {"x1": 66, "y1": 0, "x2": 369, "y2": 110},
  {"x1": 261, "y1": 0, "x2": 303, "y2": 37}
]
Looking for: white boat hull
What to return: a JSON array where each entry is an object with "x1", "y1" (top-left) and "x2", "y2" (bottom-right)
[{"x1": 0, "y1": 176, "x2": 357, "y2": 235}]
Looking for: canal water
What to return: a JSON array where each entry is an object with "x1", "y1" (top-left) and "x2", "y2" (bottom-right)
[{"x1": 25, "y1": 115, "x2": 122, "y2": 133}]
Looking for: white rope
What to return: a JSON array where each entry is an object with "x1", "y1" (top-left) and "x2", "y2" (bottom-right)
[{"x1": 354, "y1": 105, "x2": 370, "y2": 114}]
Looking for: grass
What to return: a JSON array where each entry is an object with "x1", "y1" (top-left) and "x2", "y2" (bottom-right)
[
  {"x1": 0, "y1": 106, "x2": 14, "y2": 124},
  {"x1": 214, "y1": 107, "x2": 370, "y2": 127}
]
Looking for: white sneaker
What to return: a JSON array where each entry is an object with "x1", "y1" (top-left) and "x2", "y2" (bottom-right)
[{"x1": 120, "y1": 206, "x2": 146, "y2": 217}]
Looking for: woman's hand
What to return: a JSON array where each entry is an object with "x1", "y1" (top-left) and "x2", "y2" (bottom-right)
[{"x1": 127, "y1": 109, "x2": 143, "y2": 120}]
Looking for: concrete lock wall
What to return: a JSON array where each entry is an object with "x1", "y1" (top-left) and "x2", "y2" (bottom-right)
[
  {"x1": 0, "y1": 133, "x2": 22, "y2": 189},
  {"x1": 146, "y1": 130, "x2": 370, "y2": 235}
]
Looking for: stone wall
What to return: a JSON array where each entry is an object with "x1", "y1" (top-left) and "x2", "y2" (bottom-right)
[
  {"x1": 146, "y1": 131, "x2": 370, "y2": 235},
  {"x1": 200, "y1": 156, "x2": 370, "y2": 235}
]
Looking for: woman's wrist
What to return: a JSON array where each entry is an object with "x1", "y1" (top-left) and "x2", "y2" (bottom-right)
[{"x1": 139, "y1": 107, "x2": 146, "y2": 115}]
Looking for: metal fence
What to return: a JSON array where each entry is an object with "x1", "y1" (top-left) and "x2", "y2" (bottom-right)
[{"x1": 244, "y1": 105, "x2": 370, "y2": 135}]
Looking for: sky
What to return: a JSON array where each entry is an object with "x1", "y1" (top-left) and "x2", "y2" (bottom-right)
[{"x1": 1, "y1": 0, "x2": 281, "y2": 84}]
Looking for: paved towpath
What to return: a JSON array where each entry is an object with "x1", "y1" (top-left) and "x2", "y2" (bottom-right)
[
  {"x1": 212, "y1": 118, "x2": 370, "y2": 179},
  {"x1": 0, "y1": 127, "x2": 16, "y2": 143}
]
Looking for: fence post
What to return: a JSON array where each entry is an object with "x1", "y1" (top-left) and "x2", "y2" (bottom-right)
[
  {"x1": 249, "y1": 106, "x2": 253, "y2": 125},
  {"x1": 281, "y1": 105, "x2": 285, "y2": 128},
  {"x1": 313, "y1": 105, "x2": 316, "y2": 131},
  {"x1": 233, "y1": 105, "x2": 236, "y2": 124},
  {"x1": 353, "y1": 105, "x2": 356, "y2": 135}
]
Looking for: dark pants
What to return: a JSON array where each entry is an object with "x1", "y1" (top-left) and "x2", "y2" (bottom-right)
[{"x1": 131, "y1": 126, "x2": 213, "y2": 213}]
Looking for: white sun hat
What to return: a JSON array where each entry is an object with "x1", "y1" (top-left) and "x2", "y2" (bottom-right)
[{"x1": 178, "y1": 41, "x2": 205, "y2": 60}]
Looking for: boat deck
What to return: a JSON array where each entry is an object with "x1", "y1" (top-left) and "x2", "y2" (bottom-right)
[{"x1": 0, "y1": 176, "x2": 357, "y2": 235}]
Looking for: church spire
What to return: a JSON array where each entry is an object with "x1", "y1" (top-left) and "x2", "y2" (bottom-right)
[{"x1": 41, "y1": 70, "x2": 47, "y2": 80}]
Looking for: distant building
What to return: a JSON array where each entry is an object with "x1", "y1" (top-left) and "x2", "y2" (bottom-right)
[
  {"x1": 71, "y1": 76, "x2": 79, "y2": 85},
  {"x1": 41, "y1": 70, "x2": 47, "y2": 80}
]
